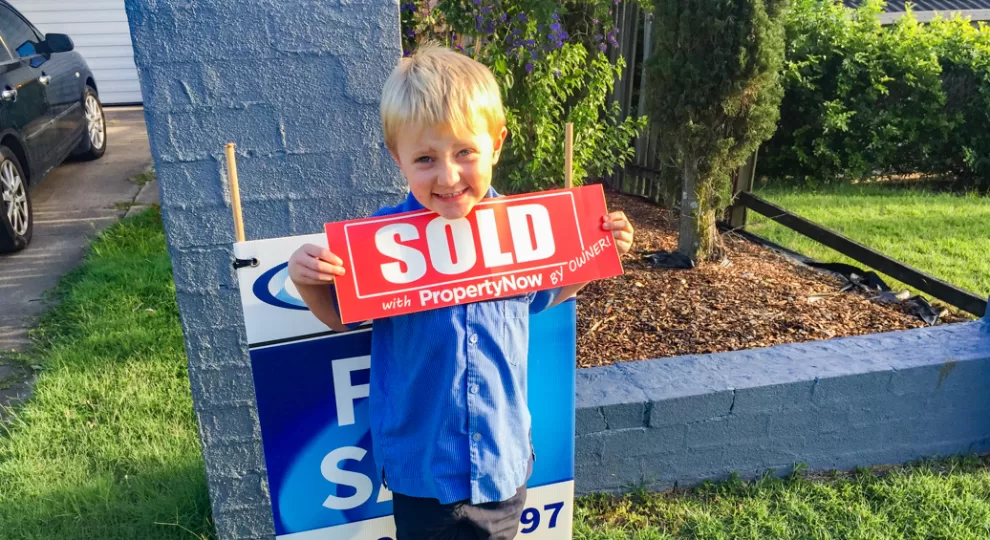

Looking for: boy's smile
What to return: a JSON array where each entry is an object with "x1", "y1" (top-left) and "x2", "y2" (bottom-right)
[{"x1": 390, "y1": 122, "x2": 508, "y2": 220}]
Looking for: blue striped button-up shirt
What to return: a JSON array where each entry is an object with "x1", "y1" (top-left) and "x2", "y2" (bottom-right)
[{"x1": 366, "y1": 188, "x2": 562, "y2": 505}]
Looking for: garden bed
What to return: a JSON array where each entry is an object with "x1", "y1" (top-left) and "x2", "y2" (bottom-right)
[{"x1": 575, "y1": 190, "x2": 967, "y2": 367}]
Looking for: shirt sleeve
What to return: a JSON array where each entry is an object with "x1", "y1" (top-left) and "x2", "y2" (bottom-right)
[{"x1": 527, "y1": 287, "x2": 565, "y2": 314}]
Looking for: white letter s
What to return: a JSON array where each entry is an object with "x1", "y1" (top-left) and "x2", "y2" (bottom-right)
[
  {"x1": 376, "y1": 223, "x2": 427, "y2": 284},
  {"x1": 320, "y1": 447, "x2": 373, "y2": 510}
]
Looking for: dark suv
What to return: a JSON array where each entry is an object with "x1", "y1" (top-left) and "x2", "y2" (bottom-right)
[{"x1": 0, "y1": 1, "x2": 106, "y2": 254}]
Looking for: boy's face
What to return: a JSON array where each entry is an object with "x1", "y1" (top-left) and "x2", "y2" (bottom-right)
[{"x1": 390, "y1": 121, "x2": 508, "y2": 220}]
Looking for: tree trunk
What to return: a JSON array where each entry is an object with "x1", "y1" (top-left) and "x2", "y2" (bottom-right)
[
  {"x1": 678, "y1": 157, "x2": 703, "y2": 262},
  {"x1": 678, "y1": 157, "x2": 719, "y2": 263}
]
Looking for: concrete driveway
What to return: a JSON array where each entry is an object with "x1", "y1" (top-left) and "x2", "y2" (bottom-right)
[{"x1": 0, "y1": 106, "x2": 154, "y2": 411}]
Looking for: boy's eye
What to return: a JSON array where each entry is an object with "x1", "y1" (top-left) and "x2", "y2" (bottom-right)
[
  {"x1": 458, "y1": 149, "x2": 476, "y2": 157},
  {"x1": 414, "y1": 156, "x2": 433, "y2": 164}
]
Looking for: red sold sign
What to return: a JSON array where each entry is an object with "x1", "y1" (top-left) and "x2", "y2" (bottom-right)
[{"x1": 325, "y1": 184, "x2": 623, "y2": 324}]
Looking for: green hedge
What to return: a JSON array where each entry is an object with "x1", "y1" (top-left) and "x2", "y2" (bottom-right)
[{"x1": 760, "y1": 0, "x2": 990, "y2": 187}]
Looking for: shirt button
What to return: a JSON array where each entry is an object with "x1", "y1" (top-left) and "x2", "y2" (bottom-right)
[
  {"x1": 469, "y1": 334, "x2": 478, "y2": 344},
  {"x1": 470, "y1": 384, "x2": 479, "y2": 394},
  {"x1": 472, "y1": 433, "x2": 482, "y2": 442}
]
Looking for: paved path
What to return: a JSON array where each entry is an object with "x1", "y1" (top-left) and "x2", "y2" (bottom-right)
[{"x1": 0, "y1": 106, "x2": 153, "y2": 412}]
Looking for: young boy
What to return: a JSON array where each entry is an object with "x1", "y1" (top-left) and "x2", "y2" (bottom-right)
[{"x1": 287, "y1": 44, "x2": 634, "y2": 540}]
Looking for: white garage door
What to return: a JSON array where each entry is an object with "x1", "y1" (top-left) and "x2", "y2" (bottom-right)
[{"x1": 7, "y1": 0, "x2": 142, "y2": 105}]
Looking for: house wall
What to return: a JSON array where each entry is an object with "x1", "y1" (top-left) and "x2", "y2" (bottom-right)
[
  {"x1": 10, "y1": 0, "x2": 144, "y2": 104},
  {"x1": 879, "y1": 9, "x2": 990, "y2": 24}
]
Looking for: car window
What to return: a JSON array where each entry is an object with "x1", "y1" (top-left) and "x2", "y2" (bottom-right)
[{"x1": 0, "y1": 5, "x2": 41, "y2": 59}]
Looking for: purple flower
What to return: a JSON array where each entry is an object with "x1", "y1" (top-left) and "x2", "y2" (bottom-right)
[
  {"x1": 593, "y1": 17, "x2": 599, "y2": 24},
  {"x1": 599, "y1": 43, "x2": 607, "y2": 52},
  {"x1": 406, "y1": 28, "x2": 415, "y2": 36},
  {"x1": 525, "y1": 63, "x2": 533, "y2": 73},
  {"x1": 594, "y1": 34, "x2": 603, "y2": 41},
  {"x1": 473, "y1": 0, "x2": 481, "y2": 4},
  {"x1": 476, "y1": 14, "x2": 484, "y2": 22},
  {"x1": 481, "y1": 6, "x2": 491, "y2": 13},
  {"x1": 552, "y1": 13, "x2": 559, "y2": 20},
  {"x1": 517, "y1": 13, "x2": 528, "y2": 22},
  {"x1": 553, "y1": 69, "x2": 561, "y2": 77},
  {"x1": 561, "y1": 31, "x2": 569, "y2": 40},
  {"x1": 499, "y1": 13, "x2": 507, "y2": 22},
  {"x1": 550, "y1": 22, "x2": 561, "y2": 32}
]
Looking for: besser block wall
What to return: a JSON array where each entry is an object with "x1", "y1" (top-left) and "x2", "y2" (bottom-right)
[
  {"x1": 125, "y1": 0, "x2": 403, "y2": 537},
  {"x1": 574, "y1": 320, "x2": 990, "y2": 493}
]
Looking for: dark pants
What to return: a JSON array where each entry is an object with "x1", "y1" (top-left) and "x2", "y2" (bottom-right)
[
  {"x1": 392, "y1": 483, "x2": 527, "y2": 540},
  {"x1": 390, "y1": 456, "x2": 532, "y2": 540}
]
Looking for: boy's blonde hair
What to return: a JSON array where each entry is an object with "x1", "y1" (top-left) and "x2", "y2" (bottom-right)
[{"x1": 381, "y1": 44, "x2": 505, "y2": 150}]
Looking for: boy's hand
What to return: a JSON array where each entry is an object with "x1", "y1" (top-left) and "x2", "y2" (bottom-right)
[
  {"x1": 602, "y1": 211, "x2": 634, "y2": 256},
  {"x1": 288, "y1": 244, "x2": 345, "y2": 286}
]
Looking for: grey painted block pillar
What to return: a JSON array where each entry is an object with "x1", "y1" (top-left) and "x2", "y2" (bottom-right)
[{"x1": 124, "y1": 1, "x2": 403, "y2": 538}]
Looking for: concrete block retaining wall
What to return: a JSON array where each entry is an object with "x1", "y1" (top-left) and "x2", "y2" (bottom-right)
[{"x1": 574, "y1": 320, "x2": 990, "y2": 494}]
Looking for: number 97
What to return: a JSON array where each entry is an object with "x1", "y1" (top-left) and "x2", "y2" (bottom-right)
[{"x1": 520, "y1": 501, "x2": 564, "y2": 534}]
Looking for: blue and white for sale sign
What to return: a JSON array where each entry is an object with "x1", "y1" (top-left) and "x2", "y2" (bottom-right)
[{"x1": 234, "y1": 234, "x2": 576, "y2": 539}]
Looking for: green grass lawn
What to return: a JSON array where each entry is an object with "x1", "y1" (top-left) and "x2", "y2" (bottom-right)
[
  {"x1": 0, "y1": 209, "x2": 213, "y2": 539},
  {"x1": 747, "y1": 183, "x2": 990, "y2": 305},
  {"x1": 2, "y1": 208, "x2": 989, "y2": 539},
  {"x1": 575, "y1": 459, "x2": 990, "y2": 539}
]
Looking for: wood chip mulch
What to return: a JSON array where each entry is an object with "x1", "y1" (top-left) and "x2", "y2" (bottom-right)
[{"x1": 575, "y1": 190, "x2": 967, "y2": 368}]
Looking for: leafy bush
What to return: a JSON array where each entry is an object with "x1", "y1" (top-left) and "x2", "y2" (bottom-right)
[
  {"x1": 761, "y1": 0, "x2": 990, "y2": 187},
  {"x1": 400, "y1": 0, "x2": 646, "y2": 193}
]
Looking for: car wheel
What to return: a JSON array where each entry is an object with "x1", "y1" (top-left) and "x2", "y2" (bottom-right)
[
  {"x1": 74, "y1": 86, "x2": 106, "y2": 160},
  {"x1": 0, "y1": 146, "x2": 32, "y2": 254}
]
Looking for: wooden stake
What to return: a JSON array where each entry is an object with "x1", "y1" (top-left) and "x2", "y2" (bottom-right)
[
  {"x1": 564, "y1": 122, "x2": 574, "y2": 188},
  {"x1": 225, "y1": 142, "x2": 246, "y2": 243}
]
